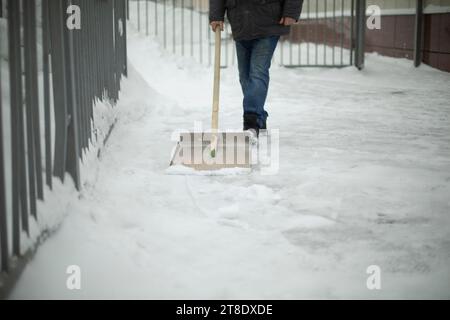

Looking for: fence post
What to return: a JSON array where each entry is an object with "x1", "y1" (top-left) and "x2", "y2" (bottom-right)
[
  {"x1": 123, "y1": 0, "x2": 128, "y2": 76},
  {"x1": 49, "y1": 0, "x2": 67, "y2": 182},
  {"x1": 29, "y1": 0, "x2": 44, "y2": 201},
  {"x1": 137, "y1": 0, "x2": 140, "y2": 31},
  {"x1": 48, "y1": 0, "x2": 81, "y2": 189},
  {"x1": 8, "y1": 0, "x2": 26, "y2": 255},
  {"x1": 414, "y1": 0, "x2": 424, "y2": 67},
  {"x1": 146, "y1": 0, "x2": 149, "y2": 36},
  {"x1": 24, "y1": 0, "x2": 43, "y2": 219},
  {"x1": 42, "y1": 0, "x2": 53, "y2": 189},
  {"x1": 64, "y1": 0, "x2": 81, "y2": 189},
  {"x1": 349, "y1": 0, "x2": 354, "y2": 67},
  {"x1": 354, "y1": 0, "x2": 366, "y2": 70},
  {"x1": 0, "y1": 40, "x2": 8, "y2": 273}
]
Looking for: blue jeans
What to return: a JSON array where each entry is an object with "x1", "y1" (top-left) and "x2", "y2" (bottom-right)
[{"x1": 235, "y1": 36, "x2": 280, "y2": 128}]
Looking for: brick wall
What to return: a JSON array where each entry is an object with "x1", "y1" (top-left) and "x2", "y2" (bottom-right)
[{"x1": 289, "y1": 11, "x2": 450, "y2": 72}]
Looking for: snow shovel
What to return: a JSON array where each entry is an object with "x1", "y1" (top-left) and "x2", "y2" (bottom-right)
[{"x1": 169, "y1": 27, "x2": 252, "y2": 171}]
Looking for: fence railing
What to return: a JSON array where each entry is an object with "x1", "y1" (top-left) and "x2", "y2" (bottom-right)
[
  {"x1": 0, "y1": 0, "x2": 128, "y2": 297},
  {"x1": 128, "y1": 0, "x2": 365, "y2": 68}
]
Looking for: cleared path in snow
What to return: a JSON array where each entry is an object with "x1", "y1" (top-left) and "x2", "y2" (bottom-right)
[{"x1": 11, "y1": 31, "x2": 450, "y2": 299}]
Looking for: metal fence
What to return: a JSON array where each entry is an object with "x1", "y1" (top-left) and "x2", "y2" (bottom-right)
[
  {"x1": 128, "y1": 0, "x2": 366, "y2": 68},
  {"x1": 0, "y1": 0, "x2": 127, "y2": 297}
]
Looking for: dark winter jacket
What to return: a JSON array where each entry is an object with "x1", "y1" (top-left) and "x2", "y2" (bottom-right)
[{"x1": 209, "y1": 0, "x2": 304, "y2": 41}]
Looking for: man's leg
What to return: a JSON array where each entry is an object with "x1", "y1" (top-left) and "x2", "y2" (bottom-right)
[
  {"x1": 236, "y1": 39, "x2": 262, "y2": 135},
  {"x1": 235, "y1": 39, "x2": 252, "y2": 101},
  {"x1": 247, "y1": 36, "x2": 279, "y2": 128}
]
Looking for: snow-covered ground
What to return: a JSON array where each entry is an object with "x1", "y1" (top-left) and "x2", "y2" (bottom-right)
[{"x1": 10, "y1": 25, "x2": 450, "y2": 299}]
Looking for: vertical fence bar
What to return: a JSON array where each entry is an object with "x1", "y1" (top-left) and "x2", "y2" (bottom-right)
[
  {"x1": 82, "y1": 0, "x2": 90, "y2": 150},
  {"x1": 97, "y1": 0, "x2": 103, "y2": 98},
  {"x1": 323, "y1": 0, "x2": 327, "y2": 65},
  {"x1": 297, "y1": 22, "x2": 301, "y2": 65},
  {"x1": 18, "y1": 0, "x2": 28, "y2": 228},
  {"x1": 22, "y1": 0, "x2": 37, "y2": 220},
  {"x1": 414, "y1": 0, "x2": 424, "y2": 67},
  {"x1": 23, "y1": 0, "x2": 38, "y2": 221},
  {"x1": 91, "y1": 0, "x2": 97, "y2": 104},
  {"x1": 199, "y1": 8, "x2": 203, "y2": 64},
  {"x1": 42, "y1": 0, "x2": 52, "y2": 189},
  {"x1": 103, "y1": 0, "x2": 109, "y2": 98},
  {"x1": 109, "y1": 0, "x2": 117, "y2": 100},
  {"x1": 340, "y1": 0, "x2": 344, "y2": 66},
  {"x1": 155, "y1": 0, "x2": 158, "y2": 36},
  {"x1": 0, "y1": 36, "x2": 8, "y2": 272},
  {"x1": 289, "y1": 24, "x2": 293, "y2": 65},
  {"x1": 172, "y1": 0, "x2": 176, "y2": 54},
  {"x1": 355, "y1": 0, "x2": 365, "y2": 70},
  {"x1": 163, "y1": 0, "x2": 167, "y2": 49},
  {"x1": 315, "y1": 0, "x2": 318, "y2": 65},
  {"x1": 307, "y1": 0, "x2": 310, "y2": 65},
  {"x1": 349, "y1": 0, "x2": 355, "y2": 66},
  {"x1": 109, "y1": 0, "x2": 115, "y2": 98},
  {"x1": 115, "y1": 0, "x2": 125, "y2": 97},
  {"x1": 100, "y1": 0, "x2": 106, "y2": 99},
  {"x1": 181, "y1": 0, "x2": 185, "y2": 56},
  {"x1": 332, "y1": 0, "x2": 336, "y2": 65},
  {"x1": 137, "y1": 0, "x2": 141, "y2": 31},
  {"x1": 123, "y1": 0, "x2": 128, "y2": 75},
  {"x1": 78, "y1": 0, "x2": 88, "y2": 152},
  {"x1": 190, "y1": 0, "x2": 194, "y2": 57},
  {"x1": 113, "y1": 0, "x2": 118, "y2": 99},
  {"x1": 30, "y1": 0, "x2": 43, "y2": 202},
  {"x1": 99, "y1": 0, "x2": 105, "y2": 98},
  {"x1": 105, "y1": 1, "x2": 110, "y2": 95},
  {"x1": 123, "y1": 0, "x2": 129, "y2": 76},
  {"x1": 63, "y1": 0, "x2": 81, "y2": 189},
  {"x1": 117, "y1": 0, "x2": 121, "y2": 80},
  {"x1": 15, "y1": 0, "x2": 29, "y2": 237},
  {"x1": 146, "y1": 0, "x2": 149, "y2": 35},
  {"x1": 87, "y1": 0, "x2": 94, "y2": 126},
  {"x1": 80, "y1": 0, "x2": 86, "y2": 149},
  {"x1": 113, "y1": 0, "x2": 119, "y2": 102},
  {"x1": 8, "y1": 0, "x2": 24, "y2": 256},
  {"x1": 49, "y1": 0, "x2": 69, "y2": 183}
]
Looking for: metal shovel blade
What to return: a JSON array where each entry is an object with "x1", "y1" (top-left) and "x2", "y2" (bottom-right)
[{"x1": 169, "y1": 132, "x2": 252, "y2": 171}]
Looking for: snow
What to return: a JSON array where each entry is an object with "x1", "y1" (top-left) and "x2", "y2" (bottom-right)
[
  {"x1": 166, "y1": 165, "x2": 252, "y2": 176},
  {"x1": 9, "y1": 23, "x2": 450, "y2": 299}
]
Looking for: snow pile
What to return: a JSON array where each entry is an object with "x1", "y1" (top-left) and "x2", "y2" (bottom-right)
[{"x1": 9, "y1": 23, "x2": 450, "y2": 299}]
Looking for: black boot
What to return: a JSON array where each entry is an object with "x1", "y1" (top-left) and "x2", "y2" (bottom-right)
[
  {"x1": 261, "y1": 119, "x2": 267, "y2": 130},
  {"x1": 243, "y1": 113, "x2": 260, "y2": 138}
]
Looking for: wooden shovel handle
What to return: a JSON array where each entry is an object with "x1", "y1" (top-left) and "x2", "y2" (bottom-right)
[{"x1": 211, "y1": 27, "x2": 221, "y2": 131}]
